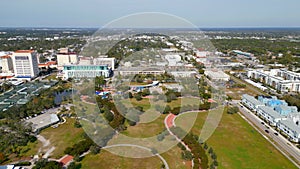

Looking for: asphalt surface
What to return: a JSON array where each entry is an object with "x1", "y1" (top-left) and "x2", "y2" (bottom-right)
[{"x1": 231, "y1": 100, "x2": 300, "y2": 168}]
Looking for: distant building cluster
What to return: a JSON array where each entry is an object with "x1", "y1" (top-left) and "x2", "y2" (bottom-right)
[
  {"x1": 247, "y1": 68, "x2": 300, "y2": 93},
  {"x1": 242, "y1": 94, "x2": 300, "y2": 142}
]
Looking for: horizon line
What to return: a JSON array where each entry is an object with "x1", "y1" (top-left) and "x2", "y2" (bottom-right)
[{"x1": 1, "y1": 26, "x2": 300, "y2": 29}]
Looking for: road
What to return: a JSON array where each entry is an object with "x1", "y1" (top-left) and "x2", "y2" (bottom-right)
[{"x1": 231, "y1": 100, "x2": 300, "y2": 168}]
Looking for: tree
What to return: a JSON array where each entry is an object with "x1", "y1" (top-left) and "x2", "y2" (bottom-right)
[
  {"x1": 163, "y1": 105, "x2": 171, "y2": 114},
  {"x1": 128, "y1": 92, "x2": 133, "y2": 98},
  {"x1": 68, "y1": 162, "x2": 82, "y2": 169},
  {"x1": 0, "y1": 153, "x2": 6, "y2": 163},
  {"x1": 134, "y1": 93, "x2": 142, "y2": 101},
  {"x1": 90, "y1": 145, "x2": 101, "y2": 154},
  {"x1": 33, "y1": 159, "x2": 62, "y2": 169},
  {"x1": 181, "y1": 150, "x2": 193, "y2": 160},
  {"x1": 104, "y1": 110, "x2": 114, "y2": 122},
  {"x1": 227, "y1": 106, "x2": 239, "y2": 114}
]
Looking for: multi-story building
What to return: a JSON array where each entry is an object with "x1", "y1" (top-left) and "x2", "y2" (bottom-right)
[
  {"x1": 79, "y1": 57, "x2": 93, "y2": 65},
  {"x1": 257, "y1": 106, "x2": 285, "y2": 126},
  {"x1": 247, "y1": 69, "x2": 300, "y2": 93},
  {"x1": 12, "y1": 50, "x2": 39, "y2": 79},
  {"x1": 241, "y1": 94, "x2": 264, "y2": 111},
  {"x1": 0, "y1": 55, "x2": 14, "y2": 73},
  {"x1": 277, "y1": 119, "x2": 300, "y2": 142},
  {"x1": 57, "y1": 48, "x2": 78, "y2": 68},
  {"x1": 93, "y1": 57, "x2": 116, "y2": 70},
  {"x1": 242, "y1": 94, "x2": 300, "y2": 142},
  {"x1": 62, "y1": 65, "x2": 112, "y2": 80},
  {"x1": 275, "y1": 105, "x2": 298, "y2": 116}
]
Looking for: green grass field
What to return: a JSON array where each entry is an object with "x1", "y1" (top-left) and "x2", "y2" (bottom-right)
[
  {"x1": 81, "y1": 150, "x2": 163, "y2": 169},
  {"x1": 121, "y1": 114, "x2": 166, "y2": 138},
  {"x1": 176, "y1": 111, "x2": 298, "y2": 169},
  {"x1": 161, "y1": 146, "x2": 190, "y2": 169},
  {"x1": 39, "y1": 118, "x2": 85, "y2": 158}
]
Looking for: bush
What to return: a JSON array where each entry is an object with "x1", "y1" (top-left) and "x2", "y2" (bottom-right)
[
  {"x1": 14, "y1": 161, "x2": 31, "y2": 166},
  {"x1": 227, "y1": 106, "x2": 239, "y2": 114},
  {"x1": 134, "y1": 93, "x2": 142, "y2": 101}
]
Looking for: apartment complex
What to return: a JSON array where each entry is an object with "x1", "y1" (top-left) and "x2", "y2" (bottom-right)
[
  {"x1": 11, "y1": 50, "x2": 39, "y2": 79},
  {"x1": 247, "y1": 68, "x2": 300, "y2": 93},
  {"x1": 242, "y1": 94, "x2": 300, "y2": 142}
]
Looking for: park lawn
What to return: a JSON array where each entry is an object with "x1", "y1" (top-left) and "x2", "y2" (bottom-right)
[
  {"x1": 177, "y1": 111, "x2": 298, "y2": 169},
  {"x1": 81, "y1": 150, "x2": 163, "y2": 169},
  {"x1": 39, "y1": 118, "x2": 85, "y2": 159},
  {"x1": 175, "y1": 111, "x2": 208, "y2": 135},
  {"x1": 167, "y1": 97, "x2": 200, "y2": 109},
  {"x1": 161, "y1": 145, "x2": 190, "y2": 169},
  {"x1": 123, "y1": 98, "x2": 151, "y2": 110},
  {"x1": 121, "y1": 114, "x2": 167, "y2": 138},
  {"x1": 18, "y1": 140, "x2": 42, "y2": 158}
]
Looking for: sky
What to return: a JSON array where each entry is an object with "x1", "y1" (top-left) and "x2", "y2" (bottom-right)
[{"x1": 1, "y1": 0, "x2": 300, "y2": 28}]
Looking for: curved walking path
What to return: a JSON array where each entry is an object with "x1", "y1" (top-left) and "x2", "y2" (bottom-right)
[
  {"x1": 103, "y1": 144, "x2": 170, "y2": 169},
  {"x1": 164, "y1": 113, "x2": 194, "y2": 168},
  {"x1": 164, "y1": 110, "x2": 209, "y2": 169}
]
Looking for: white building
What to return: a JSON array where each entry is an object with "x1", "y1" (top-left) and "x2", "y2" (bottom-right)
[
  {"x1": 0, "y1": 55, "x2": 14, "y2": 73},
  {"x1": 204, "y1": 70, "x2": 230, "y2": 81},
  {"x1": 247, "y1": 69, "x2": 300, "y2": 93},
  {"x1": 257, "y1": 106, "x2": 285, "y2": 126},
  {"x1": 241, "y1": 94, "x2": 264, "y2": 111},
  {"x1": 26, "y1": 113, "x2": 60, "y2": 133},
  {"x1": 62, "y1": 65, "x2": 112, "y2": 80},
  {"x1": 57, "y1": 51, "x2": 78, "y2": 68},
  {"x1": 12, "y1": 50, "x2": 39, "y2": 79},
  {"x1": 164, "y1": 54, "x2": 183, "y2": 67},
  {"x1": 78, "y1": 57, "x2": 93, "y2": 65},
  {"x1": 94, "y1": 57, "x2": 116, "y2": 70},
  {"x1": 277, "y1": 119, "x2": 300, "y2": 142}
]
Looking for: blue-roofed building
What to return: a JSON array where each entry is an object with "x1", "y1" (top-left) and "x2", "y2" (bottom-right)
[
  {"x1": 258, "y1": 95, "x2": 277, "y2": 104},
  {"x1": 258, "y1": 95, "x2": 288, "y2": 107},
  {"x1": 266, "y1": 99, "x2": 288, "y2": 108},
  {"x1": 257, "y1": 106, "x2": 285, "y2": 126},
  {"x1": 275, "y1": 105, "x2": 298, "y2": 116},
  {"x1": 241, "y1": 94, "x2": 264, "y2": 111}
]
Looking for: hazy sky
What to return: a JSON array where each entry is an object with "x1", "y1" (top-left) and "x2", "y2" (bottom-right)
[{"x1": 1, "y1": 0, "x2": 300, "y2": 28}]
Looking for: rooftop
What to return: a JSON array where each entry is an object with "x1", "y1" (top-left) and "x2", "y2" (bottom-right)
[
  {"x1": 279, "y1": 119, "x2": 300, "y2": 134},
  {"x1": 259, "y1": 106, "x2": 283, "y2": 119},
  {"x1": 242, "y1": 94, "x2": 264, "y2": 106},
  {"x1": 26, "y1": 113, "x2": 60, "y2": 132},
  {"x1": 14, "y1": 50, "x2": 34, "y2": 53}
]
